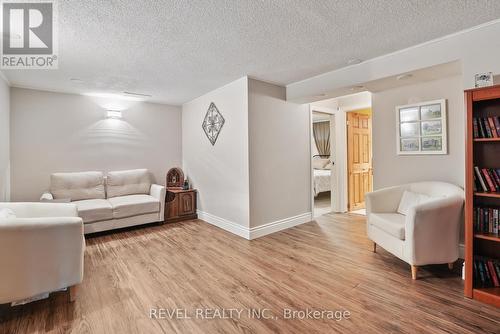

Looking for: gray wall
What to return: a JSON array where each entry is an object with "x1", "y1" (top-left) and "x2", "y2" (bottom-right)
[
  {"x1": 248, "y1": 78, "x2": 310, "y2": 227},
  {"x1": 182, "y1": 77, "x2": 250, "y2": 227},
  {"x1": 372, "y1": 75, "x2": 464, "y2": 189},
  {"x1": 10, "y1": 88, "x2": 182, "y2": 201},
  {"x1": 0, "y1": 77, "x2": 9, "y2": 201}
]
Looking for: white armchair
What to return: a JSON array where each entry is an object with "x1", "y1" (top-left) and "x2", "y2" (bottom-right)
[
  {"x1": 365, "y1": 182, "x2": 464, "y2": 279},
  {"x1": 0, "y1": 203, "x2": 85, "y2": 304}
]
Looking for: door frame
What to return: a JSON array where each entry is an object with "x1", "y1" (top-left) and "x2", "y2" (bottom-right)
[{"x1": 309, "y1": 105, "x2": 348, "y2": 214}]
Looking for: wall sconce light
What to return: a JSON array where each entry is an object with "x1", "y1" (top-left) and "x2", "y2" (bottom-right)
[{"x1": 106, "y1": 110, "x2": 122, "y2": 119}]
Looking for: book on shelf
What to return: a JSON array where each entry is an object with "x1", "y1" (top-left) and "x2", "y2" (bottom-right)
[
  {"x1": 473, "y1": 206, "x2": 499, "y2": 235},
  {"x1": 495, "y1": 117, "x2": 500, "y2": 136},
  {"x1": 474, "y1": 167, "x2": 500, "y2": 193},
  {"x1": 473, "y1": 256, "x2": 500, "y2": 288},
  {"x1": 473, "y1": 116, "x2": 500, "y2": 138},
  {"x1": 488, "y1": 118, "x2": 498, "y2": 137}
]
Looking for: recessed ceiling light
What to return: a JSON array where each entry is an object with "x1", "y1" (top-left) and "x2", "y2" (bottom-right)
[
  {"x1": 350, "y1": 85, "x2": 365, "y2": 91},
  {"x1": 397, "y1": 74, "x2": 413, "y2": 81},
  {"x1": 70, "y1": 78, "x2": 85, "y2": 84},
  {"x1": 123, "y1": 91, "x2": 152, "y2": 98},
  {"x1": 347, "y1": 58, "x2": 362, "y2": 65}
]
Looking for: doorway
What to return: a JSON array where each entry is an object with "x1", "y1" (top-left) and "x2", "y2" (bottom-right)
[
  {"x1": 311, "y1": 111, "x2": 334, "y2": 218},
  {"x1": 347, "y1": 110, "x2": 373, "y2": 214},
  {"x1": 310, "y1": 92, "x2": 372, "y2": 216}
]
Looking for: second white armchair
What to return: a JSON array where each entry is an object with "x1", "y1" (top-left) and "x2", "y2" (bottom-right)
[
  {"x1": 0, "y1": 203, "x2": 84, "y2": 305},
  {"x1": 365, "y1": 181, "x2": 464, "y2": 279}
]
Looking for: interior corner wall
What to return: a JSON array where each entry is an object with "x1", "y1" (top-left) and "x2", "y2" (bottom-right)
[
  {"x1": 10, "y1": 88, "x2": 182, "y2": 201},
  {"x1": 0, "y1": 77, "x2": 10, "y2": 202},
  {"x1": 248, "y1": 78, "x2": 311, "y2": 228},
  {"x1": 372, "y1": 75, "x2": 464, "y2": 190},
  {"x1": 182, "y1": 77, "x2": 250, "y2": 228}
]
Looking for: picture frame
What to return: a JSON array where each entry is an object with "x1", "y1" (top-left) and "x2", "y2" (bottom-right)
[
  {"x1": 474, "y1": 72, "x2": 494, "y2": 88},
  {"x1": 421, "y1": 136, "x2": 442, "y2": 151},
  {"x1": 421, "y1": 120, "x2": 442, "y2": 136},
  {"x1": 396, "y1": 99, "x2": 447, "y2": 155},
  {"x1": 400, "y1": 138, "x2": 420, "y2": 152},
  {"x1": 400, "y1": 122, "x2": 420, "y2": 137}
]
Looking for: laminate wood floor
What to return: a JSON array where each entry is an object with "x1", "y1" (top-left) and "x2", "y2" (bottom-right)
[{"x1": 1, "y1": 214, "x2": 499, "y2": 334}]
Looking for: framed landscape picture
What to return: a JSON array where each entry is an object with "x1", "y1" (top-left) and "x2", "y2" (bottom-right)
[{"x1": 396, "y1": 99, "x2": 447, "y2": 155}]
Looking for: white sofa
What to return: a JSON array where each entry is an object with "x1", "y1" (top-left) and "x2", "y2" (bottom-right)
[
  {"x1": 365, "y1": 181, "x2": 464, "y2": 279},
  {"x1": 41, "y1": 169, "x2": 166, "y2": 234},
  {"x1": 0, "y1": 203, "x2": 84, "y2": 304}
]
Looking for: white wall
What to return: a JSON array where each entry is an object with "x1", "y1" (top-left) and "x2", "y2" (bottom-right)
[
  {"x1": 10, "y1": 88, "x2": 182, "y2": 201},
  {"x1": 248, "y1": 78, "x2": 310, "y2": 228},
  {"x1": 182, "y1": 77, "x2": 250, "y2": 229},
  {"x1": 0, "y1": 76, "x2": 10, "y2": 201},
  {"x1": 372, "y1": 75, "x2": 464, "y2": 189}
]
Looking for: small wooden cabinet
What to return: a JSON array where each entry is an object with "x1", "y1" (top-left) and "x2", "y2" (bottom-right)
[{"x1": 165, "y1": 188, "x2": 198, "y2": 223}]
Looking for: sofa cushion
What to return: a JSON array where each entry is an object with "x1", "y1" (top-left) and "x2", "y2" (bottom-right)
[
  {"x1": 369, "y1": 213, "x2": 406, "y2": 240},
  {"x1": 108, "y1": 195, "x2": 160, "y2": 219},
  {"x1": 106, "y1": 169, "x2": 151, "y2": 198},
  {"x1": 51, "y1": 171, "x2": 105, "y2": 201},
  {"x1": 73, "y1": 199, "x2": 113, "y2": 224},
  {"x1": 397, "y1": 191, "x2": 431, "y2": 216}
]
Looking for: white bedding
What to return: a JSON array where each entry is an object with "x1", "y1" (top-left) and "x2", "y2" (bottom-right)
[{"x1": 314, "y1": 169, "x2": 331, "y2": 197}]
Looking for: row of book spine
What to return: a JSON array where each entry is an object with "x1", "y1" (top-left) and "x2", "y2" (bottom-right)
[
  {"x1": 473, "y1": 207, "x2": 499, "y2": 235},
  {"x1": 473, "y1": 116, "x2": 500, "y2": 138},
  {"x1": 474, "y1": 167, "x2": 500, "y2": 193},
  {"x1": 474, "y1": 256, "x2": 500, "y2": 288}
]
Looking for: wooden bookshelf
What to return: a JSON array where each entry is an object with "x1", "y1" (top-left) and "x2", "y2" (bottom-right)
[
  {"x1": 474, "y1": 138, "x2": 500, "y2": 142},
  {"x1": 465, "y1": 84, "x2": 500, "y2": 308},
  {"x1": 474, "y1": 192, "x2": 500, "y2": 199},
  {"x1": 474, "y1": 233, "x2": 500, "y2": 242}
]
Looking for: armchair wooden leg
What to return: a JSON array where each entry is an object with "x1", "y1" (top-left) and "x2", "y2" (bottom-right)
[
  {"x1": 448, "y1": 262, "x2": 454, "y2": 270},
  {"x1": 68, "y1": 285, "x2": 78, "y2": 303},
  {"x1": 411, "y1": 265, "x2": 418, "y2": 280},
  {"x1": 373, "y1": 242, "x2": 377, "y2": 253}
]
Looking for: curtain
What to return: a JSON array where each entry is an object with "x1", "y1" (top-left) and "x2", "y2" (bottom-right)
[{"x1": 313, "y1": 121, "x2": 330, "y2": 156}]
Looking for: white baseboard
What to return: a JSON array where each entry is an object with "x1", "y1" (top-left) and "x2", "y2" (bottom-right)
[
  {"x1": 197, "y1": 211, "x2": 313, "y2": 240},
  {"x1": 197, "y1": 210, "x2": 250, "y2": 239},
  {"x1": 249, "y1": 212, "x2": 313, "y2": 239}
]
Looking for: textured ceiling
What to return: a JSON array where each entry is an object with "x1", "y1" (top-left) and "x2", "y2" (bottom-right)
[{"x1": 2, "y1": 0, "x2": 500, "y2": 105}]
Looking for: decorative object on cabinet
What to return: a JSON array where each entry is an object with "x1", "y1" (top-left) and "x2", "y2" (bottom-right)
[
  {"x1": 464, "y1": 84, "x2": 500, "y2": 308},
  {"x1": 166, "y1": 167, "x2": 184, "y2": 188},
  {"x1": 202, "y1": 102, "x2": 225, "y2": 146}
]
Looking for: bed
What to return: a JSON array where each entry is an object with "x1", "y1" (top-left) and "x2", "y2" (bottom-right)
[{"x1": 313, "y1": 156, "x2": 332, "y2": 197}]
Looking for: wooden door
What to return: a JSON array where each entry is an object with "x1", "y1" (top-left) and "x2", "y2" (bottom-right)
[{"x1": 347, "y1": 112, "x2": 373, "y2": 211}]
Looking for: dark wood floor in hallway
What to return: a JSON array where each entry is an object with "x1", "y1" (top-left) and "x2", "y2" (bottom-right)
[{"x1": 1, "y1": 213, "x2": 499, "y2": 334}]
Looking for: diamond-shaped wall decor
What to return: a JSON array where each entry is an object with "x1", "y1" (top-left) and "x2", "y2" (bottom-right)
[{"x1": 202, "y1": 102, "x2": 225, "y2": 146}]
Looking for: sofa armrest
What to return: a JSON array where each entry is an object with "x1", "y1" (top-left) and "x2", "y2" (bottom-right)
[
  {"x1": 405, "y1": 196, "x2": 464, "y2": 265},
  {"x1": 150, "y1": 184, "x2": 166, "y2": 221},
  {"x1": 40, "y1": 192, "x2": 54, "y2": 201},
  {"x1": 366, "y1": 185, "x2": 405, "y2": 215},
  {"x1": 0, "y1": 217, "x2": 85, "y2": 304},
  {"x1": 0, "y1": 202, "x2": 78, "y2": 219}
]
